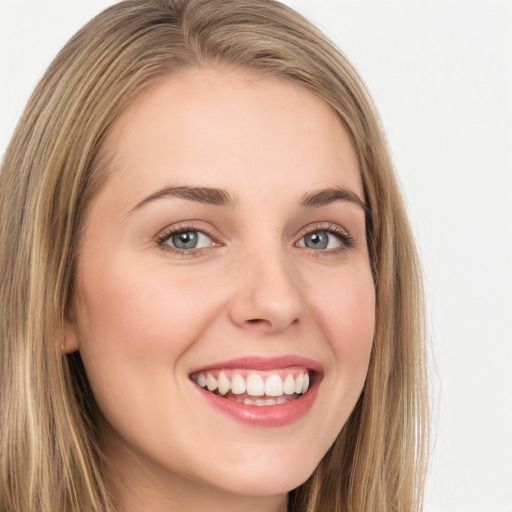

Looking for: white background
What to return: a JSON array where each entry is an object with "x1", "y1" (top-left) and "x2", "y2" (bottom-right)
[{"x1": 1, "y1": 1, "x2": 511, "y2": 511}]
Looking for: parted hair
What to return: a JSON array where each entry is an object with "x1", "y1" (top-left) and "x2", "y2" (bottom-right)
[{"x1": 0, "y1": 1, "x2": 428, "y2": 510}]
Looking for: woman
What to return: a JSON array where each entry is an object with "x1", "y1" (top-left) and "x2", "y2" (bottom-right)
[{"x1": 0, "y1": 0, "x2": 428, "y2": 511}]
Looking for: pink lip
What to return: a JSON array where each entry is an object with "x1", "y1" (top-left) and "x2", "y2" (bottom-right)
[
  {"x1": 189, "y1": 355, "x2": 323, "y2": 374},
  {"x1": 189, "y1": 355, "x2": 323, "y2": 427}
]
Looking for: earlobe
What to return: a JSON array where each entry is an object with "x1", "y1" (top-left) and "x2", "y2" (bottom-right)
[{"x1": 61, "y1": 316, "x2": 80, "y2": 354}]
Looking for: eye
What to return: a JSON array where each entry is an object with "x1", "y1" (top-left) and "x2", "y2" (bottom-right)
[
  {"x1": 159, "y1": 230, "x2": 213, "y2": 251},
  {"x1": 297, "y1": 230, "x2": 340, "y2": 250},
  {"x1": 296, "y1": 225, "x2": 355, "y2": 252}
]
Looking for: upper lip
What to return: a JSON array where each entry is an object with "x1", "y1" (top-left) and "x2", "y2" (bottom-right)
[{"x1": 189, "y1": 355, "x2": 323, "y2": 375}]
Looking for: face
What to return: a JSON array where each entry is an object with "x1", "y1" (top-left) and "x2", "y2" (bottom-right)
[{"x1": 67, "y1": 68, "x2": 375, "y2": 509}]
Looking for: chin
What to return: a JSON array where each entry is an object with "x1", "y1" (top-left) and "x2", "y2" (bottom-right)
[
  {"x1": 195, "y1": 446, "x2": 322, "y2": 497},
  {"x1": 214, "y1": 471, "x2": 312, "y2": 497}
]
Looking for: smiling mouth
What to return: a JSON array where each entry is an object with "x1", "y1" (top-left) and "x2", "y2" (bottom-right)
[{"x1": 190, "y1": 367, "x2": 312, "y2": 406}]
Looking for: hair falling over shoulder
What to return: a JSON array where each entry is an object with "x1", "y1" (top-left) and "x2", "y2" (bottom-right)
[{"x1": 0, "y1": 1, "x2": 429, "y2": 510}]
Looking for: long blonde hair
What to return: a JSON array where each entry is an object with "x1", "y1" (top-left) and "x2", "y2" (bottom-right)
[{"x1": 0, "y1": 1, "x2": 428, "y2": 510}]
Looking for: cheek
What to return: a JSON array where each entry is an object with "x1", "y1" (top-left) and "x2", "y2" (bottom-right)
[
  {"x1": 76, "y1": 259, "x2": 220, "y2": 358},
  {"x1": 308, "y1": 265, "x2": 375, "y2": 391},
  {"x1": 337, "y1": 282, "x2": 375, "y2": 366},
  {"x1": 72, "y1": 257, "x2": 228, "y2": 424},
  {"x1": 315, "y1": 267, "x2": 375, "y2": 348},
  {"x1": 73, "y1": 257, "x2": 226, "y2": 437}
]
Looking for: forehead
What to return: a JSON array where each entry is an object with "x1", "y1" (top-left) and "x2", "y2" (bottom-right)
[{"x1": 99, "y1": 67, "x2": 362, "y2": 205}]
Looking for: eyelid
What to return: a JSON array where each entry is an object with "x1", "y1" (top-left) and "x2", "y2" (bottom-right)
[
  {"x1": 155, "y1": 221, "x2": 221, "y2": 254},
  {"x1": 295, "y1": 222, "x2": 355, "y2": 251},
  {"x1": 154, "y1": 220, "x2": 354, "y2": 257}
]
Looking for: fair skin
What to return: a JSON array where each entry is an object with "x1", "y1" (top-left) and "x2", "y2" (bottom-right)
[{"x1": 66, "y1": 68, "x2": 375, "y2": 512}]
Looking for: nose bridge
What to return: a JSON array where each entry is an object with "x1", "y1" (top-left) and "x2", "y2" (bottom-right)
[{"x1": 228, "y1": 242, "x2": 305, "y2": 332}]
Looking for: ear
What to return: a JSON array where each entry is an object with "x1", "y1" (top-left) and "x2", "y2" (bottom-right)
[
  {"x1": 62, "y1": 319, "x2": 80, "y2": 354},
  {"x1": 61, "y1": 305, "x2": 80, "y2": 354}
]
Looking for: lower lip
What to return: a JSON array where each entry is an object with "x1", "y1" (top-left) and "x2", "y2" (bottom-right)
[{"x1": 194, "y1": 376, "x2": 321, "y2": 427}]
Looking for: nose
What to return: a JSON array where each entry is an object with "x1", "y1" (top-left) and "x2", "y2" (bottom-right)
[{"x1": 228, "y1": 250, "x2": 306, "y2": 334}]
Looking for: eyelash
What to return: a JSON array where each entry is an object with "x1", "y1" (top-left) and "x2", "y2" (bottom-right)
[
  {"x1": 155, "y1": 221, "x2": 355, "y2": 256},
  {"x1": 155, "y1": 222, "x2": 218, "y2": 256},
  {"x1": 296, "y1": 222, "x2": 356, "y2": 256}
]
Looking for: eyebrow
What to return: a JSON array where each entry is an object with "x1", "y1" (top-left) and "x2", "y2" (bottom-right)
[
  {"x1": 298, "y1": 187, "x2": 368, "y2": 213},
  {"x1": 130, "y1": 186, "x2": 238, "y2": 213},
  {"x1": 130, "y1": 185, "x2": 367, "y2": 214}
]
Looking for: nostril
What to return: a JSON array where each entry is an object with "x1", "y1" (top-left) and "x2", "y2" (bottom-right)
[{"x1": 243, "y1": 318, "x2": 274, "y2": 329}]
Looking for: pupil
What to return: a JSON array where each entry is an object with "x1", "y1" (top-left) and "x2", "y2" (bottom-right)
[
  {"x1": 172, "y1": 231, "x2": 198, "y2": 249},
  {"x1": 305, "y1": 231, "x2": 328, "y2": 250}
]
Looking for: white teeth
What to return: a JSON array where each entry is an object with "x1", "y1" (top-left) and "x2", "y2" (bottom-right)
[
  {"x1": 247, "y1": 373, "x2": 265, "y2": 396},
  {"x1": 194, "y1": 370, "x2": 312, "y2": 399},
  {"x1": 294, "y1": 373, "x2": 304, "y2": 394},
  {"x1": 302, "y1": 373, "x2": 310, "y2": 394},
  {"x1": 283, "y1": 374, "x2": 295, "y2": 395},
  {"x1": 276, "y1": 395, "x2": 288, "y2": 405},
  {"x1": 196, "y1": 373, "x2": 206, "y2": 388},
  {"x1": 255, "y1": 399, "x2": 267, "y2": 406},
  {"x1": 264, "y1": 374, "x2": 283, "y2": 396},
  {"x1": 231, "y1": 374, "x2": 246, "y2": 395},
  {"x1": 206, "y1": 373, "x2": 218, "y2": 392},
  {"x1": 217, "y1": 372, "x2": 231, "y2": 395}
]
